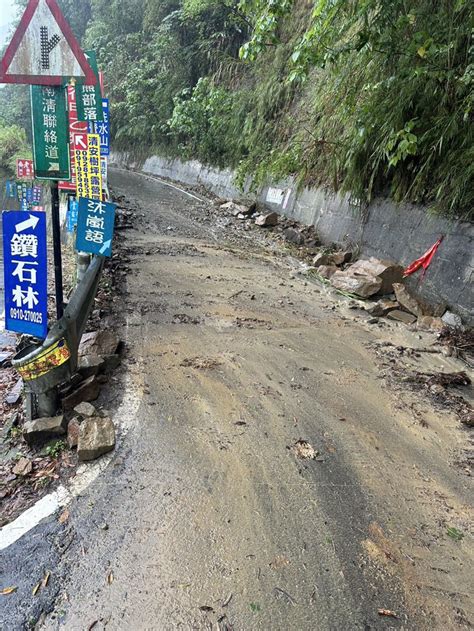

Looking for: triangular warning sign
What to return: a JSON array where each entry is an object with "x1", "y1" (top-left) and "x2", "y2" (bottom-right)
[{"x1": 0, "y1": 0, "x2": 96, "y2": 85}]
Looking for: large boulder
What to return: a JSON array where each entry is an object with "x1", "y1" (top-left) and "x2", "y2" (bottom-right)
[
  {"x1": 331, "y1": 271, "x2": 382, "y2": 298},
  {"x1": 23, "y1": 415, "x2": 67, "y2": 445},
  {"x1": 255, "y1": 212, "x2": 279, "y2": 227},
  {"x1": 77, "y1": 417, "x2": 116, "y2": 461},
  {"x1": 393, "y1": 283, "x2": 424, "y2": 316},
  {"x1": 346, "y1": 258, "x2": 404, "y2": 295}
]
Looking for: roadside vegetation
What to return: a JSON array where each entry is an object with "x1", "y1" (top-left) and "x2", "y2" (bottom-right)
[{"x1": 7, "y1": 0, "x2": 474, "y2": 218}]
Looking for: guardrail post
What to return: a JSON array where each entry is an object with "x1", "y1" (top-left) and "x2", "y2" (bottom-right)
[
  {"x1": 77, "y1": 252, "x2": 91, "y2": 284},
  {"x1": 37, "y1": 389, "x2": 59, "y2": 418}
]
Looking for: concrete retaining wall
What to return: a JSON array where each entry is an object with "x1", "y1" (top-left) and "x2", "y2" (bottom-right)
[{"x1": 110, "y1": 153, "x2": 473, "y2": 323}]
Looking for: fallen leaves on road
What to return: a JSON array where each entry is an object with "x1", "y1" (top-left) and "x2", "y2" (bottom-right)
[
  {"x1": 270, "y1": 555, "x2": 290, "y2": 570},
  {"x1": 1, "y1": 586, "x2": 17, "y2": 595},
  {"x1": 291, "y1": 440, "x2": 318, "y2": 460},
  {"x1": 273, "y1": 587, "x2": 297, "y2": 605},
  {"x1": 447, "y1": 526, "x2": 464, "y2": 541},
  {"x1": 378, "y1": 608, "x2": 398, "y2": 618},
  {"x1": 107, "y1": 571, "x2": 114, "y2": 585},
  {"x1": 32, "y1": 582, "x2": 41, "y2": 596},
  {"x1": 58, "y1": 508, "x2": 70, "y2": 524}
]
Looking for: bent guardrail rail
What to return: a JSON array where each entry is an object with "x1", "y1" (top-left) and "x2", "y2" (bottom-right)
[{"x1": 12, "y1": 255, "x2": 104, "y2": 400}]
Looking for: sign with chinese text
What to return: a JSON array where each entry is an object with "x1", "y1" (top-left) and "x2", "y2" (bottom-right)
[
  {"x1": 88, "y1": 98, "x2": 109, "y2": 155},
  {"x1": 33, "y1": 185, "x2": 43, "y2": 204},
  {"x1": 76, "y1": 198, "x2": 115, "y2": 257},
  {"x1": 6, "y1": 181, "x2": 17, "y2": 198},
  {"x1": 73, "y1": 133, "x2": 102, "y2": 199},
  {"x1": 67, "y1": 197, "x2": 79, "y2": 232},
  {"x1": 76, "y1": 51, "x2": 103, "y2": 123},
  {"x1": 2, "y1": 210, "x2": 48, "y2": 339},
  {"x1": 31, "y1": 84, "x2": 70, "y2": 180},
  {"x1": 59, "y1": 85, "x2": 88, "y2": 191},
  {"x1": 17, "y1": 183, "x2": 33, "y2": 210},
  {"x1": 0, "y1": 0, "x2": 96, "y2": 86},
  {"x1": 16, "y1": 159, "x2": 34, "y2": 180}
]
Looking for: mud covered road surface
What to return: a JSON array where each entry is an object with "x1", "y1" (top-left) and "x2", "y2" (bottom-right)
[{"x1": 2, "y1": 168, "x2": 473, "y2": 630}]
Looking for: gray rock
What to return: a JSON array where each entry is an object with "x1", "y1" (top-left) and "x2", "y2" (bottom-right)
[
  {"x1": 103, "y1": 354, "x2": 121, "y2": 373},
  {"x1": 367, "y1": 299, "x2": 399, "y2": 317},
  {"x1": 417, "y1": 316, "x2": 445, "y2": 332},
  {"x1": 328, "y1": 251, "x2": 352, "y2": 266},
  {"x1": 313, "y1": 253, "x2": 330, "y2": 267},
  {"x1": 255, "y1": 212, "x2": 279, "y2": 227},
  {"x1": 283, "y1": 228, "x2": 305, "y2": 246},
  {"x1": 67, "y1": 418, "x2": 81, "y2": 449},
  {"x1": 23, "y1": 415, "x2": 67, "y2": 445},
  {"x1": 347, "y1": 258, "x2": 404, "y2": 295},
  {"x1": 387, "y1": 310, "x2": 417, "y2": 325},
  {"x1": 331, "y1": 271, "x2": 382, "y2": 298},
  {"x1": 442, "y1": 310, "x2": 462, "y2": 328},
  {"x1": 78, "y1": 417, "x2": 116, "y2": 461},
  {"x1": 78, "y1": 331, "x2": 119, "y2": 358},
  {"x1": 317, "y1": 265, "x2": 338, "y2": 280},
  {"x1": 393, "y1": 283, "x2": 423, "y2": 316},
  {"x1": 62, "y1": 376, "x2": 100, "y2": 411},
  {"x1": 78, "y1": 355, "x2": 105, "y2": 379},
  {"x1": 74, "y1": 402, "x2": 96, "y2": 418}
]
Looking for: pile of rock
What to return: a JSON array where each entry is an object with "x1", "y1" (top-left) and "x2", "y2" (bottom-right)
[
  {"x1": 21, "y1": 330, "x2": 121, "y2": 462},
  {"x1": 23, "y1": 402, "x2": 115, "y2": 462}
]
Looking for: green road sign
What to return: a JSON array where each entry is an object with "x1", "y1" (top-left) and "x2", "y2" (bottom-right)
[
  {"x1": 76, "y1": 51, "x2": 103, "y2": 123},
  {"x1": 31, "y1": 85, "x2": 71, "y2": 181}
]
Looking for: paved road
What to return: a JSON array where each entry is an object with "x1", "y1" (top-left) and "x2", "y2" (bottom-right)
[{"x1": 1, "y1": 169, "x2": 472, "y2": 630}]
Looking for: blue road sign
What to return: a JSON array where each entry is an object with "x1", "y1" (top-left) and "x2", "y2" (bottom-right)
[
  {"x1": 88, "y1": 98, "x2": 110, "y2": 156},
  {"x1": 6, "y1": 181, "x2": 17, "y2": 198},
  {"x1": 67, "y1": 197, "x2": 79, "y2": 233},
  {"x1": 2, "y1": 211, "x2": 48, "y2": 339},
  {"x1": 76, "y1": 198, "x2": 116, "y2": 257}
]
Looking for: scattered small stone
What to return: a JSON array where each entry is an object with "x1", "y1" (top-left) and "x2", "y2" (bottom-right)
[
  {"x1": 328, "y1": 251, "x2": 352, "y2": 266},
  {"x1": 99, "y1": 522, "x2": 109, "y2": 531},
  {"x1": 291, "y1": 440, "x2": 318, "y2": 460},
  {"x1": 13, "y1": 457, "x2": 32, "y2": 476},
  {"x1": 255, "y1": 212, "x2": 278, "y2": 227},
  {"x1": 417, "y1": 316, "x2": 445, "y2": 332},
  {"x1": 6, "y1": 379, "x2": 23, "y2": 405},
  {"x1": 317, "y1": 265, "x2": 338, "y2": 280},
  {"x1": 313, "y1": 253, "x2": 330, "y2": 267},
  {"x1": 23, "y1": 415, "x2": 67, "y2": 445},
  {"x1": 77, "y1": 417, "x2": 116, "y2": 462},
  {"x1": 367, "y1": 317, "x2": 379, "y2": 324},
  {"x1": 367, "y1": 299, "x2": 399, "y2": 317},
  {"x1": 283, "y1": 228, "x2": 305, "y2": 246},
  {"x1": 74, "y1": 402, "x2": 96, "y2": 417},
  {"x1": 387, "y1": 310, "x2": 417, "y2": 325},
  {"x1": 442, "y1": 310, "x2": 462, "y2": 328}
]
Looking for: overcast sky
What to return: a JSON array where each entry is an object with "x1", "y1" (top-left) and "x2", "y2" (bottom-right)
[{"x1": 0, "y1": 0, "x2": 18, "y2": 28}]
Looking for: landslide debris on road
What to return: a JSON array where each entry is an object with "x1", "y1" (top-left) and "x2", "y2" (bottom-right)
[{"x1": 13, "y1": 170, "x2": 471, "y2": 631}]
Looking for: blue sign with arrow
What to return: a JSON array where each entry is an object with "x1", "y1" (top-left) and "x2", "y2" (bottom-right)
[
  {"x1": 2, "y1": 211, "x2": 48, "y2": 339},
  {"x1": 76, "y1": 198, "x2": 116, "y2": 257}
]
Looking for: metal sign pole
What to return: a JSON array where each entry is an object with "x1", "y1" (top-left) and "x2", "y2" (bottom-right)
[{"x1": 51, "y1": 182, "x2": 64, "y2": 319}]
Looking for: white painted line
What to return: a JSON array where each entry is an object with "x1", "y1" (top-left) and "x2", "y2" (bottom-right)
[
  {"x1": 0, "y1": 312, "x2": 142, "y2": 551},
  {"x1": 112, "y1": 166, "x2": 205, "y2": 203},
  {"x1": 0, "y1": 486, "x2": 70, "y2": 551}
]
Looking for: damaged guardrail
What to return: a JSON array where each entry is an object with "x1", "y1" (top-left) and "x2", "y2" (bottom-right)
[{"x1": 11, "y1": 255, "x2": 104, "y2": 418}]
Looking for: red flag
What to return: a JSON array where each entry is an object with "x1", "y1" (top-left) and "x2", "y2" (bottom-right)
[{"x1": 403, "y1": 237, "x2": 444, "y2": 279}]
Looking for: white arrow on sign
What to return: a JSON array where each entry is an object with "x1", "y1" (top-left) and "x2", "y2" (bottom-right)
[
  {"x1": 15, "y1": 214, "x2": 40, "y2": 233},
  {"x1": 99, "y1": 240, "x2": 111, "y2": 255},
  {"x1": 0, "y1": 0, "x2": 96, "y2": 86}
]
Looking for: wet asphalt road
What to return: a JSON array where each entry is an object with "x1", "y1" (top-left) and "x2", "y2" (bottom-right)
[{"x1": 1, "y1": 168, "x2": 472, "y2": 630}]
